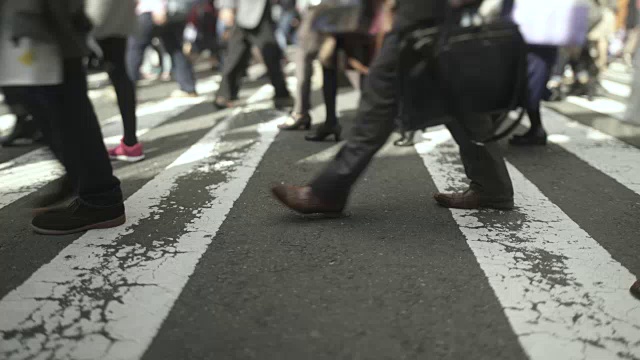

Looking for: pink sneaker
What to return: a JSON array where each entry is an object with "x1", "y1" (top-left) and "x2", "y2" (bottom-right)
[{"x1": 108, "y1": 140, "x2": 145, "y2": 162}]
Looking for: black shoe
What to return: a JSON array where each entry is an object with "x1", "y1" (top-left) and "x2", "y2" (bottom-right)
[
  {"x1": 509, "y1": 130, "x2": 547, "y2": 146},
  {"x1": 1, "y1": 115, "x2": 37, "y2": 147},
  {"x1": 305, "y1": 123, "x2": 342, "y2": 142},
  {"x1": 278, "y1": 113, "x2": 312, "y2": 131},
  {"x1": 274, "y1": 96, "x2": 294, "y2": 110},
  {"x1": 32, "y1": 198, "x2": 126, "y2": 235}
]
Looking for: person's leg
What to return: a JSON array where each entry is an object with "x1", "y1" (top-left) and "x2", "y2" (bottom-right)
[
  {"x1": 215, "y1": 26, "x2": 252, "y2": 104},
  {"x1": 511, "y1": 45, "x2": 557, "y2": 146},
  {"x1": 159, "y1": 22, "x2": 197, "y2": 94},
  {"x1": 304, "y1": 50, "x2": 341, "y2": 141},
  {"x1": 126, "y1": 13, "x2": 155, "y2": 82},
  {"x1": 276, "y1": 10, "x2": 295, "y2": 51},
  {"x1": 321, "y1": 49, "x2": 339, "y2": 127},
  {"x1": 99, "y1": 37, "x2": 140, "y2": 147},
  {"x1": 447, "y1": 116, "x2": 513, "y2": 201},
  {"x1": 292, "y1": 9, "x2": 322, "y2": 115},
  {"x1": 250, "y1": 11, "x2": 291, "y2": 100},
  {"x1": 59, "y1": 58, "x2": 122, "y2": 205},
  {"x1": 278, "y1": 10, "x2": 324, "y2": 130},
  {"x1": 309, "y1": 33, "x2": 401, "y2": 201},
  {"x1": 31, "y1": 58, "x2": 124, "y2": 235}
]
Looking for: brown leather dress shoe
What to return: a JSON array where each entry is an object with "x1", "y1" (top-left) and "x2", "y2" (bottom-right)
[
  {"x1": 433, "y1": 189, "x2": 514, "y2": 210},
  {"x1": 271, "y1": 185, "x2": 345, "y2": 215},
  {"x1": 631, "y1": 280, "x2": 640, "y2": 300}
]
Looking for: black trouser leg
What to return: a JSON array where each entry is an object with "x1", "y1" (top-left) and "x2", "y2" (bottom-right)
[
  {"x1": 311, "y1": 32, "x2": 513, "y2": 201},
  {"x1": 447, "y1": 117, "x2": 513, "y2": 199},
  {"x1": 99, "y1": 37, "x2": 139, "y2": 146},
  {"x1": 249, "y1": 14, "x2": 290, "y2": 98},
  {"x1": 60, "y1": 58, "x2": 122, "y2": 206},
  {"x1": 310, "y1": 34, "x2": 400, "y2": 200},
  {"x1": 216, "y1": 27, "x2": 252, "y2": 101}
]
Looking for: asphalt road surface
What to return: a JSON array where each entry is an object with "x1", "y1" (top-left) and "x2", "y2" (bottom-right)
[{"x1": 0, "y1": 64, "x2": 639, "y2": 360}]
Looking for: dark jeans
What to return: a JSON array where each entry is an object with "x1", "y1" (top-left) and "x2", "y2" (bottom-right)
[
  {"x1": 98, "y1": 37, "x2": 138, "y2": 145},
  {"x1": 216, "y1": 11, "x2": 289, "y2": 101},
  {"x1": 127, "y1": 13, "x2": 197, "y2": 93},
  {"x1": 310, "y1": 32, "x2": 513, "y2": 202},
  {"x1": 7, "y1": 58, "x2": 122, "y2": 207}
]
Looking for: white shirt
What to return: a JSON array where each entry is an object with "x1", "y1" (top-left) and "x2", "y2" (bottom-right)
[{"x1": 0, "y1": 4, "x2": 62, "y2": 87}]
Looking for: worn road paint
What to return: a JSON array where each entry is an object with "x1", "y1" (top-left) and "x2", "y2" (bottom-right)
[
  {"x1": 0, "y1": 102, "x2": 284, "y2": 360},
  {"x1": 600, "y1": 79, "x2": 631, "y2": 99},
  {"x1": 415, "y1": 137, "x2": 640, "y2": 360},
  {"x1": 566, "y1": 95, "x2": 626, "y2": 121},
  {"x1": 543, "y1": 107, "x2": 640, "y2": 196},
  {"x1": 0, "y1": 78, "x2": 220, "y2": 211},
  {"x1": 0, "y1": 149, "x2": 63, "y2": 210}
]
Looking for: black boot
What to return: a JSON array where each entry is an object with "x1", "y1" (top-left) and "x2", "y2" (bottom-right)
[
  {"x1": 509, "y1": 128, "x2": 548, "y2": 146},
  {"x1": 305, "y1": 123, "x2": 342, "y2": 142}
]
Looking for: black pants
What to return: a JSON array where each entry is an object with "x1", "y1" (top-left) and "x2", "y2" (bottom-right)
[
  {"x1": 98, "y1": 37, "x2": 138, "y2": 145},
  {"x1": 216, "y1": 11, "x2": 289, "y2": 101},
  {"x1": 9, "y1": 58, "x2": 122, "y2": 206},
  {"x1": 127, "y1": 13, "x2": 197, "y2": 93},
  {"x1": 310, "y1": 32, "x2": 513, "y2": 202}
]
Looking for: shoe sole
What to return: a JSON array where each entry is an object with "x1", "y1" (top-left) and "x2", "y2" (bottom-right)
[
  {"x1": 31, "y1": 214, "x2": 126, "y2": 236},
  {"x1": 271, "y1": 188, "x2": 344, "y2": 217},
  {"x1": 109, "y1": 154, "x2": 145, "y2": 162}
]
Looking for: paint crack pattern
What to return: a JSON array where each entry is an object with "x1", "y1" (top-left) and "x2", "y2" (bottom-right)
[
  {"x1": 0, "y1": 119, "x2": 279, "y2": 360},
  {"x1": 421, "y1": 140, "x2": 640, "y2": 360}
]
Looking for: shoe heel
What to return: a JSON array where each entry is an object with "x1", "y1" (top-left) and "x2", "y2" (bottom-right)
[
  {"x1": 304, "y1": 122, "x2": 311, "y2": 130},
  {"x1": 334, "y1": 133, "x2": 341, "y2": 142}
]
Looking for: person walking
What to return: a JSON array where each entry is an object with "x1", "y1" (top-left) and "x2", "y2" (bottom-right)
[
  {"x1": 85, "y1": 0, "x2": 144, "y2": 162},
  {"x1": 272, "y1": 0, "x2": 515, "y2": 215},
  {"x1": 213, "y1": 0, "x2": 293, "y2": 109},
  {"x1": 127, "y1": 0, "x2": 199, "y2": 97},
  {"x1": 1, "y1": 0, "x2": 126, "y2": 235},
  {"x1": 278, "y1": 0, "x2": 384, "y2": 140}
]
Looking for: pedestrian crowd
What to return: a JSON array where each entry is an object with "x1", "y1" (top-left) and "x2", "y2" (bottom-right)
[{"x1": 0, "y1": 0, "x2": 638, "y2": 298}]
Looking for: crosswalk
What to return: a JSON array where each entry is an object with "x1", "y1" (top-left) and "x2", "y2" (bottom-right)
[{"x1": 0, "y1": 71, "x2": 639, "y2": 359}]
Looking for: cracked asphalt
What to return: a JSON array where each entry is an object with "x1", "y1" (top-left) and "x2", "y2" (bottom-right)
[{"x1": 0, "y1": 68, "x2": 639, "y2": 360}]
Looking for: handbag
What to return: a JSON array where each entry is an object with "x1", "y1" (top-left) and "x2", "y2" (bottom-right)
[
  {"x1": 311, "y1": 0, "x2": 373, "y2": 34},
  {"x1": 398, "y1": 5, "x2": 528, "y2": 143},
  {"x1": 512, "y1": 0, "x2": 590, "y2": 46}
]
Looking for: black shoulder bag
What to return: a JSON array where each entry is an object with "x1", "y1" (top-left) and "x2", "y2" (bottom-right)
[{"x1": 397, "y1": 2, "x2": 528, "y2": 144}]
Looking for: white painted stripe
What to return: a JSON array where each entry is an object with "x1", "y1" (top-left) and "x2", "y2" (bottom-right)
[
  {"x1": 0, "y1": 86, "x2": 283, "y2": 360},
  {"x1": 0, "y1": 149, "x2": 64, "y2": 209},
  {"x1": 566, "y1": 95, "x2": 626, "y2": 120},
  {"x1": 0, "y1": 77, "x2": 220, "y2": 210},
  {"x1": 543, "y1": 107, "x2": 640, "y2": 196},
  {"x1": 600, "y1": 79, "x2": 631, "y2": 99},
  {"x1": 415, "y1": 131, "x2": 640, "y2": 359},
  {"x1": 603, "y1": 70, "x2": 632, "y2": 85}
]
